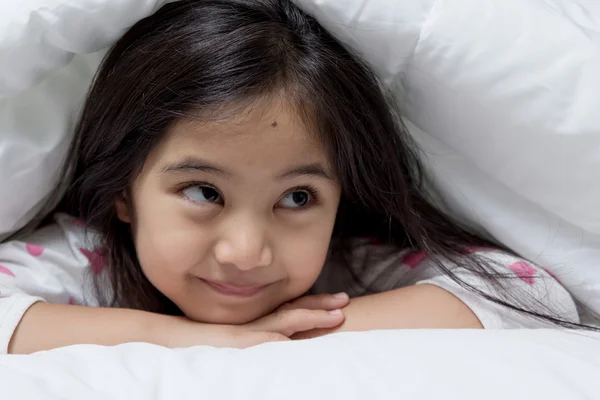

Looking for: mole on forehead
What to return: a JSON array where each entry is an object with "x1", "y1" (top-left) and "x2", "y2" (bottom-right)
[{"x1": 175, "y1": 113, "x2": 281, "y2": 131}]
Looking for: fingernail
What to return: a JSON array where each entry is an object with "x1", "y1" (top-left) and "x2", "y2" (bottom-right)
[
  {"x1": 333, "y1": 292, "x2": 348, "y2": 300},
  {"x1": 328, "y1": 309, "x2": 343, "y2": 316}
]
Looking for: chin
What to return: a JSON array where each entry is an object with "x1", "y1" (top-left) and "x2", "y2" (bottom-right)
[{"x1": 182, "y1": 304, "x2": 275, "y2": 325}]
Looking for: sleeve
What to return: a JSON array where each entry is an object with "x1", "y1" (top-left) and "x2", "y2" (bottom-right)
[
  {"x1": 0, "y1": 213, "x2": 101, "y2": 354},
  {"x1": 412, "y1": 250, "x2": 580, "y2": 329}
]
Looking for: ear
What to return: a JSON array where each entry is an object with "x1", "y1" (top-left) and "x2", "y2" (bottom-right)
[{"x1": 115, "y1": 194, "x2": 132, "y2": 223}]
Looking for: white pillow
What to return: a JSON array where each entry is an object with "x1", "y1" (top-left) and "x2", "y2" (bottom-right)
[
  {"x1": 1, "y1": 330, "x2": 599, "y2": 399},
  {"x1": 0, "y1": 0, "x2": 162, "y2": 237},
  {"x1": 1, "y1": 0, "x2": 599, "y2": 314}
]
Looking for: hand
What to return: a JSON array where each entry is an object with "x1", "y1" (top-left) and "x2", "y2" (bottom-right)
[
  {"x1": 283, "y1": 293, "x2": 351, "y2": 341},
  {"x1": 161, "y1": 293, "x2": 350, "y2": 349},
  {"x1": 246, "y1": 292, "x2": 350, "y2": 337}
]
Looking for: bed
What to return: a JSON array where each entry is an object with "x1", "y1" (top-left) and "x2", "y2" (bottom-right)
[
  {"x1": 1, "y1": 330, "x2": 600, "y2": 399},
  {"x1": 1, "y1": 0, "x2": 599, "y2": 397}
]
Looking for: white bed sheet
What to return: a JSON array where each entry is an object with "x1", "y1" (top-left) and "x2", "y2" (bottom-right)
[{"x1": 1, "y1": 330, "x2": 599, "y2": 399}]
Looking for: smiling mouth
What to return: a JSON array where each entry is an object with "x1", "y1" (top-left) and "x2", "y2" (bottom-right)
[{"x1": 199, "y1": 279, "x2": 270, "y2": 297}]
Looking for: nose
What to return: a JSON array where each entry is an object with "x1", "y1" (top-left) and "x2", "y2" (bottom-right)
[{"x1": 213, "y1": 216, "x2": 273, "y2": 271}]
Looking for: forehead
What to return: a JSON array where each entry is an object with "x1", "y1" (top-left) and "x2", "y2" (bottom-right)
[{"x1": 147, "y1": 99, "x2": 331, "y2": 172}]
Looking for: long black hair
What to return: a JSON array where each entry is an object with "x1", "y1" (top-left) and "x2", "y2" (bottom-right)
[{"x1": 33, "y1": 0, "x2": 595, "y2": 328}]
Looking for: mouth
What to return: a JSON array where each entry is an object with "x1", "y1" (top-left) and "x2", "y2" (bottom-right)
[{"x1": 198, "y1": 278, "x2": 270, "y2": 297}]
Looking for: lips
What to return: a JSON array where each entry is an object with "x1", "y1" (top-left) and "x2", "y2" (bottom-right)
[{"x1": 199, "y1": 279, "x2": 269, "y2": 297}]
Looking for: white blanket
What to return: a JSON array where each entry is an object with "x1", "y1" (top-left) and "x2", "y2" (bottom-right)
[
  {"x1": 1, "y1": 330, "x2": 599, "y2": 399},
  {"x1": 1, "y1": 0, "x2": 600, "y2": 313}
]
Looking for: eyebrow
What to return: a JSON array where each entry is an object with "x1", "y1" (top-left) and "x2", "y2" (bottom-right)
[
  {"x1": 161, "y1": 157, "x2": 232, "y2": 178},
  {"x1": 277, "y1": 163, "x2": 334, "y2": 182},
  {"x1": 161, "y1": 157, "x2": 334, "y2": 182}
]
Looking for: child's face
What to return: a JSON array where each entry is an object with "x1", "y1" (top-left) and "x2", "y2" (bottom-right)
[{"x1": 116, "y1": 99, "x2": 342, "y2": 324}]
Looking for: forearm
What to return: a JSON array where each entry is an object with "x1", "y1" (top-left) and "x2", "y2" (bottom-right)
[
  {"x1": 293, "y1": 284, "x2": 482, "y2": 339},
  {"x1": 8, "y1": 302, "x2": 178, "y2": 354}
]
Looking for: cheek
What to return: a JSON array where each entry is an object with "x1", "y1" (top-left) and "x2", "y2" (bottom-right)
[
  {"x1": 132, "y1": 199, "x2": 211, "y2": 291},
  {"x1": 136, "y1": 228, "x2": 200, "y2": 274},
  {"x1": 279, "y1": 221, "x2": 334, "y2": 295}
]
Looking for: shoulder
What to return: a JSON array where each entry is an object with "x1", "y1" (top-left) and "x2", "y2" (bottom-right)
[
  {"x1": 416, "y1": 248, "x2": 580, "y2": 328},
  {"x1": 317, "y1": 243, "x2": 557, "y2": 295},
  {"x1": 12, "y1": 213, "x2": 101, "y2": 256},
  {"x1": 1, "y1": 213, "x2": 107, "y2": 281},
  {"x1": 0, "y1": 214, "x2": 107, "y2": 307},
  {"x1": 436, "y1": 247, "x2": 549, "y2": 282}
]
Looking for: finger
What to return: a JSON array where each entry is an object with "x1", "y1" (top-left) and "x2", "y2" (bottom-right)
[
  {"x1": 280, "y1": 293, "x2": 349, "y2": 311},
  {"x1": 254, "y1": 308, "x2": 345, "y2": 337}
]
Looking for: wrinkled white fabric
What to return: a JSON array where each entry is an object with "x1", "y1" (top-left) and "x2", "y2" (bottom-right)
[
  {"x1": 1, "y1": 330, "x2": 600, "y2": 399},
  {"x1": 0, "y1": 0, "x2": 165, "y2": 237}
]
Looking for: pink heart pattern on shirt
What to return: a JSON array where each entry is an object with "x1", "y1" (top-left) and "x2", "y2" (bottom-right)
[
  {"x1": 0, "y1": 265, "x2": 15, "y2": 277},
  {"x1": 509, "y1": 261, "x2": 537, "y2": 285},
  {"x1": 403, "y1": 251, "x2": 427, "y2": 269},
  {"x1": 72, "y1": 218, "x2": 87, "y2": 228},
  {"x1": 26, "y1": 243, "x2": 44, "y2": 257},
  {"x1": 79, "y1": 248, "x2": 107, "y2": 275}
]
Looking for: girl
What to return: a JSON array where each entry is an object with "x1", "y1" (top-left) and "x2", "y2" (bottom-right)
[{"x1": 0, "y1": 0, "x2": 585, "y2": 355}]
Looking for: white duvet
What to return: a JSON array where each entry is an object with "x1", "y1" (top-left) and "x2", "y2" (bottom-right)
[{"x1": 1, "y1": 0, "x2": 600, "y2": 397}]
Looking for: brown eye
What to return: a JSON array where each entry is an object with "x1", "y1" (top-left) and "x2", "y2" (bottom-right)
[
  {"x1": 279, "y1": 190, "x2": 311, "y2": 209},
  {"x1": 182, "y1": 185, "x2": 222, "y2": 204}
]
